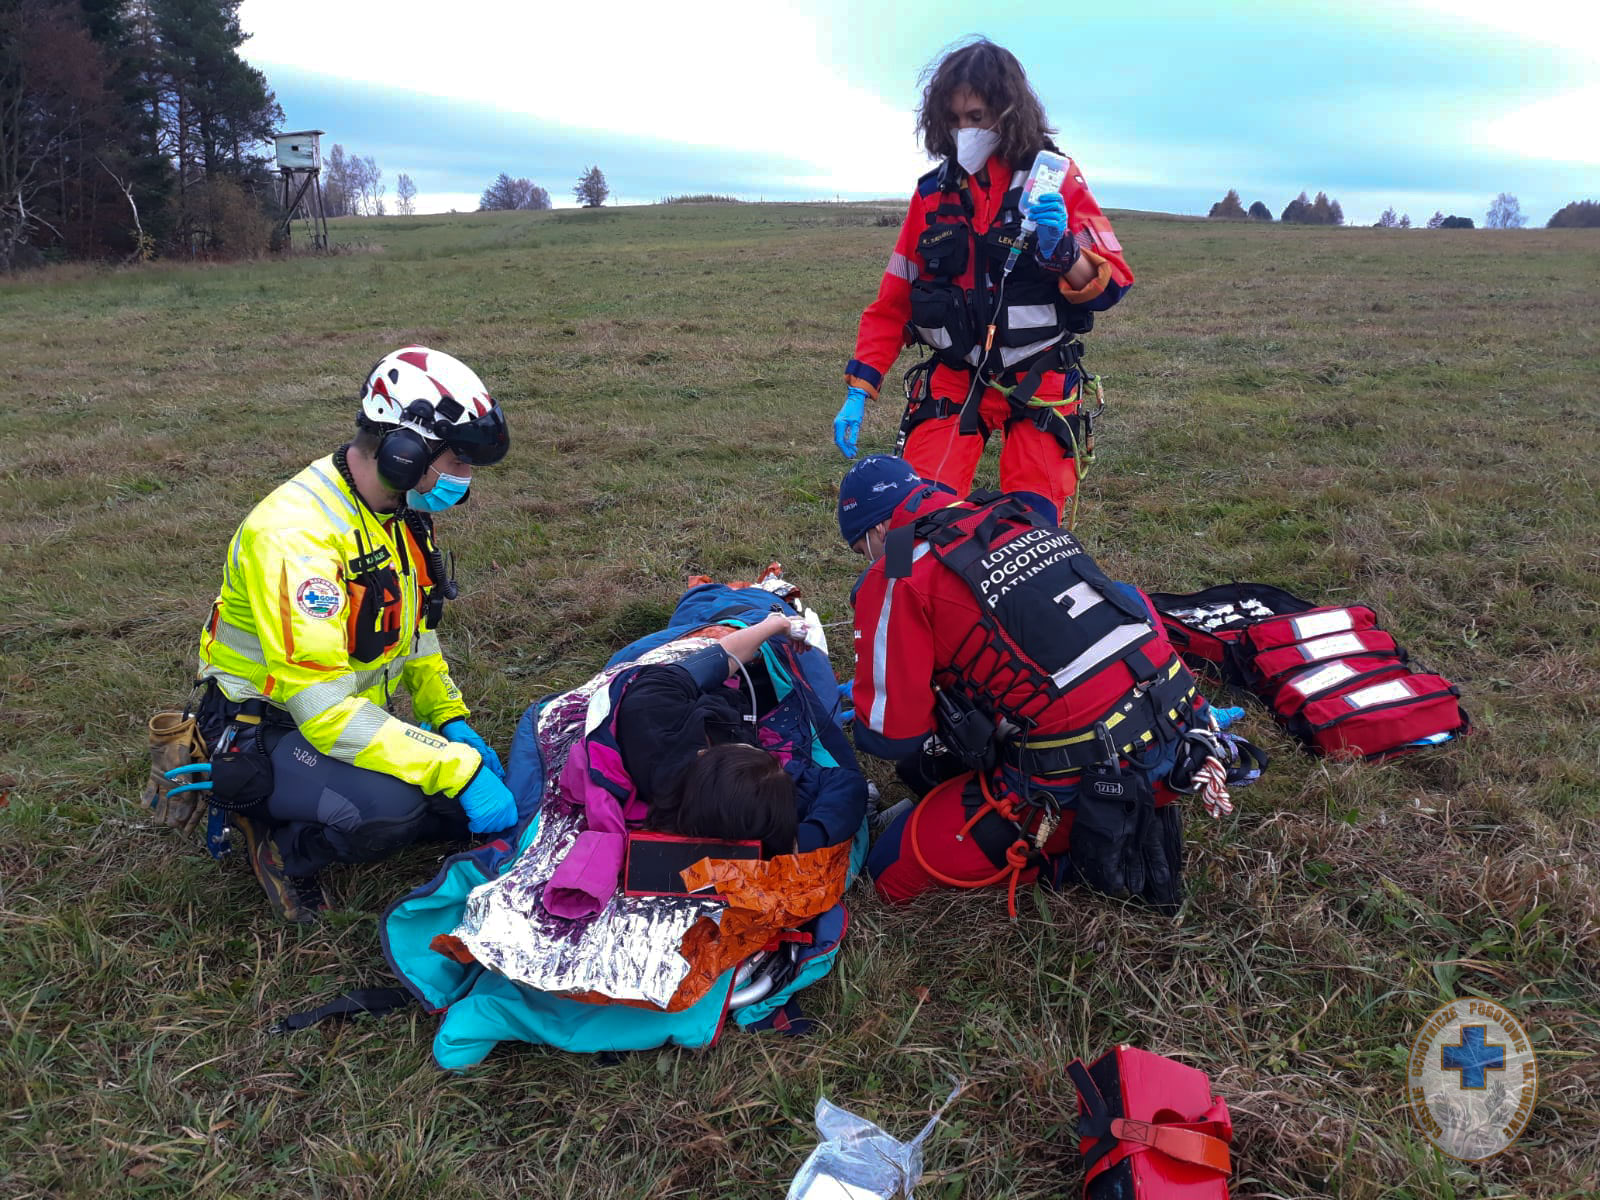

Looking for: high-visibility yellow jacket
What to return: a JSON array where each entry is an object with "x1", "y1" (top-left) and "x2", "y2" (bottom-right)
[{"x1": 197, "y1": 454, "x2": 480, "y2": 798}]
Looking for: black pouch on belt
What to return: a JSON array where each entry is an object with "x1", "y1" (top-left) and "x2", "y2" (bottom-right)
[
  {"x1": 207, "y1": 714, "x2": 275, "y2": 813},
  {"x1": 1064, "y1": 759, "x2": 1149, "y2": 901}
]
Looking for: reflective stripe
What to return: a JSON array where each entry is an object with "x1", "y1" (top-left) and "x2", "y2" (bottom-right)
[
  {"x1": 867, "y1": 544, "x2": 931, "y2": 732},
  {"x1": 288, "y1": 480, "x2": 352, "y2": 535},
  {"x1": 1010, "y1": 169, "x2": 1028, "y2": 188},
  {"x1": 331, "y1": 701, "x2": 391, "y2": 759},
  {"x1": 1050, "y1": 623, "x2": 1154, "y2": 692},
  {"x1": 196, "y1": 665, "x2": 265, "y2": 704},
  {"x1": 229, "y1": 523, "x2": 244, "y2": 575},
  {"x1": 999, "y1": 334, "x2": 1062, "y2": 368},
  {"x1": 211, "y1": 617, "x2": 267, "y2": 663},
  {"x1": 306, "y1": 463, "x2": 362, "y2": 521},
  {"x1": 885, "y1": 250, "x2": 918, "y2": 283},
  {"x1": 914, "y1": 325, "x2": 952, "y2": 350},
  {"x1": 1006, "y1": 304, "x2": 1058, "y2": 331},
  {"x1": 1055, "y1": 581, "x2": 1103, "y2": 619},
  {"x1": 286, "y1": 675, "x2": 359, "y2": 725},
  {"x1": 413, "y1": 629, "x2": 441, "y2": 659}
]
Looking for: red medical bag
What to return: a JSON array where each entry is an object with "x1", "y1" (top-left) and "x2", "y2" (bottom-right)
[
  {"x1": 1151, "y1": 586, "x2": 1467, "y2": 760},
  {"x1": 1286, "y1": 673, "x2": 1467, "y2": 758},
  {"x1": 1067, "y1": 1045, "x2": 1232, "y2": 1199}
]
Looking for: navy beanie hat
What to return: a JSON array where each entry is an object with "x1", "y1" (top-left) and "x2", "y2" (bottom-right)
[{"x1": 838, "y1": 455, "x2": 926, "y2": 545}]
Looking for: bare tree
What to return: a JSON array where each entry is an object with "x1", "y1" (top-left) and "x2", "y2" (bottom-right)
[
  {"x1": 1485, "y1": 193, "x2": 1525, "y2": 229},
  {"x1": 574, "y1": 165, "x2": 609, "y2": 208},
  {"x1": 396, "y1": 172, "x2": 417, "y2": 216},
  {"x1": 323, "y1": 143, "x2": 353, "y2": 217},
  {"x1": 1398, "y1": 213, "x2": 1411, "y2": 229},
  {"x1": 349, "y1": 153, "x2": 384, "y2": 216},
  {"x1": 1375, "y1": 207, "x2": 1399, "y2": 228},
  {"x1": 1426, "y1": 210, "x2": 1445, "y2": 229}
]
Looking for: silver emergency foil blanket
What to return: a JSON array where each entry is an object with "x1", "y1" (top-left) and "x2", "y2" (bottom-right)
[{"x1": 452, "y1": 639, "x2": 725, "y2": 1009}]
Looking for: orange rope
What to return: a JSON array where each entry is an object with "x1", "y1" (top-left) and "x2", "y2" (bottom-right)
[{"x1": 907, "y1": 773, "x2": 1034, "y2": 918}]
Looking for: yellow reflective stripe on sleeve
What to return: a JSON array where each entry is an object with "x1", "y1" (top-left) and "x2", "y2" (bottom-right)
[{"x1": 331, "y1": 701, "x2": 392, "y2": 759}]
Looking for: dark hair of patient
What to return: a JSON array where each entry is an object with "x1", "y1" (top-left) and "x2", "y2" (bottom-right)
[{"x1": 648, "y1": 743, "x2": 797, "y2": 858}]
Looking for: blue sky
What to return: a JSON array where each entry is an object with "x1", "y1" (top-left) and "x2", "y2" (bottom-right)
[{"x1": 240, "y1": 0, "x2": 1598, "y2": 225}]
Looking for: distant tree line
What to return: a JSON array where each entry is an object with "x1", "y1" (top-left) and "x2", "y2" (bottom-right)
[
  {"x1": 2, "y1": 0, "x2": 284, "y2": 268},
  {"x1": 1546, "y1": 200, "x2": 1600, "y2": 228},
  {"x1": 1206, "y1": 189, "x2": 1346, "y2": 224},
  {"x1": 1206, "y1": 188, "x2": 1600, "y2": 231},
  {"x1": 659, "y1": 194, "x2": 743, "y2": 204}
]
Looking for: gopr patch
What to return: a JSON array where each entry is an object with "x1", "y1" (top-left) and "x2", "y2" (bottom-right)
[{"x1": 295, "y1": 577, "x2": 344, "y2": 620}]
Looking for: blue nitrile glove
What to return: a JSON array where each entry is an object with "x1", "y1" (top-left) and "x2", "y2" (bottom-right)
[
  {"x1": 1211, "y1": 706, "x2": 1246, "y2": 731},
  {"x1": 834, "y1": 386, "x2": 868, "y2": 458},
  {"x1": 1027, "y1": 191, "x2": 1068, "y2": 260},
  {"x1": 442, "y1": 718, "x2": 505, "y2": 781},
  {"x1": 457, "y1": 768, "x2": 517, "y2": 834}
]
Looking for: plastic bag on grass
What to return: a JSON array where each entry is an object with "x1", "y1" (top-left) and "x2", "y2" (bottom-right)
[{"x1": 787, "y1": 1084, "x2": 964, "y2": 1200}]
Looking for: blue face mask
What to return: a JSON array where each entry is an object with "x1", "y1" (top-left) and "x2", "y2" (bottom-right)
[{"x1": 406, "y1": 471, "x2": 471, "y2": 512}]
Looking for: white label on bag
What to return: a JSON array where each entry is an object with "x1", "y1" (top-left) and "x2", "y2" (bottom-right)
[
  {"x1": 1301, "y1": 632, "x2": 1366, "y2": 661},
  {"x1": 1293, "y1": 609, "x2": 1356, "y2": 639},
  {"x1": 1345, "y1": 679, "x2": 1414, "y2": 709},
  {"x1": 1288, "y1": 661, "x2": 1358, "y2": 698}
]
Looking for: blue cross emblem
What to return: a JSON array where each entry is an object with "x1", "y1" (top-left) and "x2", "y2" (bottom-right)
[{"x1": 1441, "y1": 1025, "x2": 1505, "y2": 1089}]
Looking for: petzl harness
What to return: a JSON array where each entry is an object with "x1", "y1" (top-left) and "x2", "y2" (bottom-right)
[{"x1": 902, "y1": 160, "x2": 1107, "y2": 452}]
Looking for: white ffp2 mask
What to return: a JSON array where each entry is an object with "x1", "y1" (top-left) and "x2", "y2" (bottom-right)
[{"x1": 955, "y1": 127, "x2": 999, "y2": 175}]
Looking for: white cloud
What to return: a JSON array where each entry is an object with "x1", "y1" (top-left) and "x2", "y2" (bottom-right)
[
  {"x1": 1483, "y1": 85, "x2": 1600, "y2": 165},
  {"x1": 1399, "y1": 0, "x2": 1600, "y2": 56},
  {"x1": 240, "y1": 0, "x2": 930, "y2": 194}
]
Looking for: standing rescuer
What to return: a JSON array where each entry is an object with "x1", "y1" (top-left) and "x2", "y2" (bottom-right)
[
  {"x1": 177, "y1": 346, "x2": 514, "y2": 923},
  {"x1": 834, "y1": 38, "x2": 1133, "y2": 526}
]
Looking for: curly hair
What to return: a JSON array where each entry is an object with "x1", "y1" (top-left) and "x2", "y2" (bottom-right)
[{"x1": 916, "y1": 37, "x2": 1060, "y2": 167}]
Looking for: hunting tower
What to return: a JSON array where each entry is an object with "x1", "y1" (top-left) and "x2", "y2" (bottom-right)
[{"x1": 274, "y1": 129, "x2": 329, "y2": 251}]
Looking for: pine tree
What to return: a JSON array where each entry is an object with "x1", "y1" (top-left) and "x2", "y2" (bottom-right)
[
  {"x1": 1208, "y1": 188, "x2": 1248, "y2": 220},
  {"x1": 1247, "y1": 201, "x2": 1272, "y2": 221}
]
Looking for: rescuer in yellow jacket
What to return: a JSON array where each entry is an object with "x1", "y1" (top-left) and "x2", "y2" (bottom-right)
[{"x1": 187, "y1": 346, "x2": 514, "y2": 922}]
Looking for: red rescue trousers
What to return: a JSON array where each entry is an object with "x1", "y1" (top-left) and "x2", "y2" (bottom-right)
[{"x1": 903, "y1": 364, "x2": 1082, "y2": 517}]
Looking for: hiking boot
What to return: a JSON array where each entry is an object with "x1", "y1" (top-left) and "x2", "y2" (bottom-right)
[{"x1": 234, "y1": 815, "x2": 327, "y2": 924}]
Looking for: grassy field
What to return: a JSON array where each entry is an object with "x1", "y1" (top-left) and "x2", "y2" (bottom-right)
[{"x1": 2, "y1": 202, "x2": 1597, "y2": 1199}]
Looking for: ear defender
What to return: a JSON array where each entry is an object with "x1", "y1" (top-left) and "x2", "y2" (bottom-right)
[
  {"x1": 374, "y1": 399, "x2": 445, "y2": 493},
  {"x1": 375, "y1": 427, "x2": 434, "y2": 493}
]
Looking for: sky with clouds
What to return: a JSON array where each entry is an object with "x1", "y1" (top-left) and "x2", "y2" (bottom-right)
[{"x1": 239, "y1": 0, "x2": 1599, "y2": 226}]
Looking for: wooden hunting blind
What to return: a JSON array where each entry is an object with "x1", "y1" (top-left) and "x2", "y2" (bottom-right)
[{"x1": 275, "y1": 129, "x2": 329, "y2": 251}]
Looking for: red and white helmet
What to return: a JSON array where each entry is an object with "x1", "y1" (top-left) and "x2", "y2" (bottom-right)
[{"x1": 359, "y1": 346, "x2": 509, "y2": 466}]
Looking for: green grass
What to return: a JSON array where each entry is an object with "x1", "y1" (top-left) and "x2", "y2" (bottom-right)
[{"x1": 2, "y1": 204, "x2": 1598, "y2": 1198}]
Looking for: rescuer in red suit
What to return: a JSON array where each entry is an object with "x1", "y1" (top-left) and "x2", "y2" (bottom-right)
[
  {"x1": 834, "y1": 39, "x2": 1134, "y2": 527},
  {"x1": 837, "y1": 456, "x2": 1199, "y2": 915}
]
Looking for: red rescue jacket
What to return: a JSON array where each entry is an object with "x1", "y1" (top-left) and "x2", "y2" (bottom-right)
[{"x1": 846, "y1": 153, "x2": 1133, "y2": 400}]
